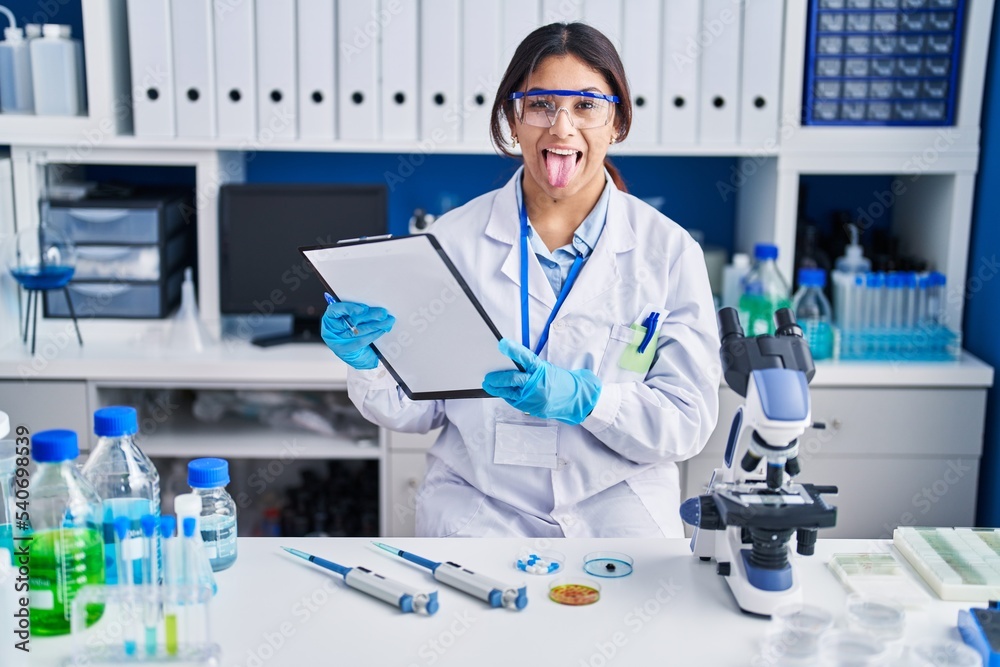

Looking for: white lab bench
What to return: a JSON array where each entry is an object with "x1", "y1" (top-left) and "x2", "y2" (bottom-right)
[{"x1": 27, "y1": 537, "x2": 979, "y2": 667}]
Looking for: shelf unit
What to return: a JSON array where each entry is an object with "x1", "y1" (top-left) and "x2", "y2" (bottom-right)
[{"x1": 0, "y1": 0, "x2": 996, "y2": 538}]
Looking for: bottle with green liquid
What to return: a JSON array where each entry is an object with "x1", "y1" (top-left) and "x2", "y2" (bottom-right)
[
  {"x1": 27, "y1": 429, "x2": 105, "y2": 635},
  {"x1": 739, "y1": 243, "x2": 792, "y2": 336}
]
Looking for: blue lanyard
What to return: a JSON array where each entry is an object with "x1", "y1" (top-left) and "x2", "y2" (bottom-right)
[{"x1": 519, "y1": 199, "x2": 586, "y2": 356}]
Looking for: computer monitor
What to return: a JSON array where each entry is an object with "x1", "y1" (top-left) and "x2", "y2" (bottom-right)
[{"x1": 218, "y1": 183, "x2": 388, "y2": 346}]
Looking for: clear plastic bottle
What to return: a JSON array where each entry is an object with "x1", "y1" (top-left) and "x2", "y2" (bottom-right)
[
  {"x1": 188, "y1": 458, "x2": 237, "y2": 571},
  {"x1": 30, "y1": 24, "x2": 85, "y2": 116},
  {"x1": 81, "y1": 406, "x2": 160, "y2": 585},
  {"x1": 722, "y1": 253, "x2": 751, "y2": 309},
  {"x1": 0, "y1": 26, "x2": 35, "y2": 113},
  {"x1": 27, "y1": 429, "x2": 104, "y2": 635},
  {"x1": 174, "y1": 493, "x2": 217, "y2": 594},
  {"x1": 793, "y1": 268, "x2": 835, "y2": 361},
  {"x1": 739, "y1": 243, "x2": 791, "y2": 336}
]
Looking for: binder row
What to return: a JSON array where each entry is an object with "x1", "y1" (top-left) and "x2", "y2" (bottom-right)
[{"x1": 127, "y1": 0, "x2": 785, "y2": 147}]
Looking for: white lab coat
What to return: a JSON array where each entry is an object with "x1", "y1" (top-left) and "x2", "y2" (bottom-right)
[{"x1": 347, "y1": 169, "x2": 721, "y2": 538}]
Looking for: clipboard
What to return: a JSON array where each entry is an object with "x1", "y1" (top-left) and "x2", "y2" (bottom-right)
[{"x1": 300, "y1": 234, "x2": 518, "y2": 400}]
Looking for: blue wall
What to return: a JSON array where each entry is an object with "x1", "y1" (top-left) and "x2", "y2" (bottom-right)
[{"x1": 968, "y1": 8, "x2": 1000, "y2": 526}]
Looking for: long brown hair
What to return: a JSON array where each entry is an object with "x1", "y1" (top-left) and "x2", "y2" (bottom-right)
[{"x1": 490, "y1": 22, "x2": 632, "y2": 192}]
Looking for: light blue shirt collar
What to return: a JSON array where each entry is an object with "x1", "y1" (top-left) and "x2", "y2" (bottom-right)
[{"x1": 515, "y1": 168, "x2": 612, "y2": 294}]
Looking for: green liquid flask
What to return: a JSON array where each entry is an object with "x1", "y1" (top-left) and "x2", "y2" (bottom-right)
[{"x1": 27, "y1": 430, "x2": 105, "y2": 635}]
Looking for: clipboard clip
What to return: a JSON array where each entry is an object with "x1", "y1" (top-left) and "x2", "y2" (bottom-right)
[{"x1": 338, "y1": 234, "x2": 394, "y2": 244}]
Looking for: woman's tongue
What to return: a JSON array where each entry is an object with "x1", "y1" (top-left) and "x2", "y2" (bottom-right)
[{"x1": 544, "y1": 150, "x2": 579, "y2": 189}]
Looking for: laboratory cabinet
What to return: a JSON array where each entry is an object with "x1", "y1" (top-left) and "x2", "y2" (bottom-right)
[
  {"x1": 0, "y1": 380, "x2": 91, "y2": 440},
  {"x1": 385, "y1": 382, "x2": 991, "y2": 539}
]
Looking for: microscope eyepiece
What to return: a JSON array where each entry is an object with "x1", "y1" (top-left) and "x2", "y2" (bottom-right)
[
  {"x1": 774, "y1": 308, "x2": 803, "y2": 337},
  {"x1": 718, "y1": 307, "x2": 744, "y2": 342}
]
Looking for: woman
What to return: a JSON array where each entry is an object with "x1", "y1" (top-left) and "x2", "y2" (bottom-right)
[{"x1": 321, "y1": 23, "x2": 720, "y2": 538}]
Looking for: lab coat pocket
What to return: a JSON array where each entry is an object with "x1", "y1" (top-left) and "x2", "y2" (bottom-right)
[
  {"x1": 597, "y1": 323, "x2": 652, "y2": 382},
  {"x1": 493, "y1": 422, "x2": 559, "y2": 469}
]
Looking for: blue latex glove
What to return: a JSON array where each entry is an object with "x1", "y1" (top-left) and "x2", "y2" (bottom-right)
[
  {"x1": 320, "y1": 301, "x2": 395, "y2": 370},
  {"x1": 482, "y1": 338, "x2": 602, "y2": 425}
]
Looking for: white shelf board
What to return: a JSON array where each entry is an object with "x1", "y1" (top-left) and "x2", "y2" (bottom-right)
[
  {"x1": 63, "y1": 135, "x2": 780, "y2": 157},
  {"x1": 137, "y1": 415, "x2": 379, "y2": 460},
  {"x1": 0, "y1": 332, "x2": 991, "y2": 388}
]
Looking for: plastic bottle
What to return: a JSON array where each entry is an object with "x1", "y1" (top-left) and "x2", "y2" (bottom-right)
[
  {"x1": 833, "y1": 224, "x2": 872, "y2": 329},
  {"x1": 722, "y1": 253, "x2": 751, "y2": 310},
  {"x1": 187, "y1": 458, "x2": 237, "y2": 572},
  {"x1": 793, "y1": 269, "x2": 834, "y2": 360},
  {"x1": 739, "y1": 243, "x2": 791, "y2": 336},
  {"x1": 30, "y1": 24, "x2": 85, "y2": 116},
  {"x1": 0, "y1": 545, "x2": 16, "y2": 665},
  {"x1": 174, "y1": 493, "x2": 217, "y2": 594},
  {"x1": 0, "y1": 440, "x2": 14, "y2": 562},
  {"x1": 0, "y1": 25, "x2": 35, "y2": 113},
  {"x1": 27, "y1": 429, "x2": 104, "y2": 635},
  {"x1": 81, "y1": 406, "x2": 160, "y2": 585},
  {"x1": 835, "y1": 224, "x2": 872, "y2": 275}
]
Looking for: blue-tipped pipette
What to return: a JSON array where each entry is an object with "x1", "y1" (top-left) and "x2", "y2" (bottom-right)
[
  {"x1": 281, "y1": 547, "x2": 438, "y2": 615},
  {"x1": 372, "y1": 542, "x2": 527, "y2": 610},
  {"x1": 114, "y1": 516, "x2": 138, "y2": 656},
  {"x1": 140, "y1": 514, "x2": 159, "y2": 656}
]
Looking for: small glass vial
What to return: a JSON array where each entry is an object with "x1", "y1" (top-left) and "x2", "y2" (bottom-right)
[{"x1": 188, "y1": 458, "x2": 237, "y2": 572}]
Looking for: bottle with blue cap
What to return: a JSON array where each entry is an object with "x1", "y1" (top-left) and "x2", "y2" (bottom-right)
[
  {"x1": 793, "y1": 268, "x2": 835, "y2": 360},
  {"x1": 27, "y1": 429, "x2": 104, "y2": 635},
  {"x1": 739, "y1": 243, "x2": 791, "y2": 336},
  {"x1": 81, "y1": 406, "x2": 160, "y2": 585},
  {"x1": 187, "y1": 458, "x2": 237, "y2": 571}
]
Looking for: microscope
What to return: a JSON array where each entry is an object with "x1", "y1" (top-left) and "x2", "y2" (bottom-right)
[{"x1": 681, "y1": 307, "x2": 838, "y2": 617}]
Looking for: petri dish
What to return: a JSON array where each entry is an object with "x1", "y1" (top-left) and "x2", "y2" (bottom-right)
[
  {"x1": 845, "y1": 594, "x2": 906, "y2": 643},
  {"x1": 514, "y1": 549, "x2": 565, "y2": 575},
  {"x1": 819, "y1": 630, "x2": 887, "y2": 666},
  {"x1": 583, "y1": 551, "x2": 634, "y2": 578},
  {"x1": 548, "y1": 578, "x2": 601, "y2": 606},
  {"x1": 911, "y1": 642, "x2": 983, "y2": 666},
  {"x1": 761, "y1": 604, "x2": 835, "y2": 666}
]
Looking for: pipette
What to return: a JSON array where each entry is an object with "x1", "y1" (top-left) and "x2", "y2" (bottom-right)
[
  {"x1": 160, "y1": 516, "x2": 179, "y2": 657},
  {"x1": 281, "y1": 546, "x2": 439, "y2": 615},
  {"x1": 114, "y1": 516, "x2": 138, "y2": 656},
  {"x1": 372, "y1": 542, "x2": 527, "y2": 610},
  {"x1": 140, "y1": 514, "x2": 159, "y2": 656}
]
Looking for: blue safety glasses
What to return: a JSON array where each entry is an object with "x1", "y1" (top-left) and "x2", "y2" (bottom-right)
[{"x1": 508, "y1": 89, "x2": 619, "y2": 129}]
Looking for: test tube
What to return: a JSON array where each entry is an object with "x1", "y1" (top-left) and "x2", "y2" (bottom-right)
[
  {"x1": 917, "y1": 273, "x2": 929, "y2": 326},
  {"x1": 160, "y1": 516, "x2": 179, "y2": 657},
  {"x1": 886, "y1": 273, "x2": 900, "y2": 328},
  {"x1": 182, "y1": 517, "x2": 198, "y2": 653},
  {"x1": 114, "y1": 516, "x2": 138, "y2": 656},
  {"x1": 927, "y1": 272, "x2": 946, "y2": 326},
  {"x1": 140, "y1": 514, "x2": 159, "y2": 656},
  {"x1": 904, "y1": 272, "x2": 917, "y2": 329}
]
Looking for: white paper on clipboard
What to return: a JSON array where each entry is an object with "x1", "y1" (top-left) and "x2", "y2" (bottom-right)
[{"x1": 301, "y1": 234, "x2": 517, "y2": 400}]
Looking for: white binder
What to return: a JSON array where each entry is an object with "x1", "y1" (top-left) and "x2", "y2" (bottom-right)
[
  {"x1": 698, "y1": 0, "x2": 743, "y2": 145},
  {"x1": 740, "y1": 0, "x2": 784, "y2": 147},
  {"x1": 621, "y1": 0, "x2": 660, "y2": 145},
  {"x1": 255, "y1": 0, "x2": 297, "y2": 141},
  {"x1": 171, "y1": 0, "x2": 215, "y2": 138},
  {"x1": 542, "y1": 0, "x2": 580, "y2": 24},
  {"x1": 127, "y1": 0, "x2": 175, "y2": 137},
  {"x1": 420, "y1": 0, "x2": 461, "y2": 142},
  {"x1": 297, "y1": 0, "x2": 336, "y2": 141},
  {"x1": 381, "y1": 0, "x2": 418, "y2": 142},
  {"x1": 338, "y1": 0, "x2": 379, "y2": 141},
  {"x1": 501, "y1": 0, "x2": 539, "y2": 64},
  {"x1": 461, "y1": 0, "x2": 501, "y2": 146},
  {"x1": 661, "y1": 0, "x2": 700, "y2": 145},
  {"x1": 214, "y1": 0, "x2": 256, "y2": 140},
  {"x1": 582, "y1": 0, "x2": 621, "y2": 51}
]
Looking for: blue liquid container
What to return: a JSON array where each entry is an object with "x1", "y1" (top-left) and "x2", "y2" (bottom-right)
[
  {"x1": 0, "y1": 440, "x2": 14, "y2": 564},
  {"x1": 188, "y1": 458, "x2": 237, "y2": 572},
  {"x1": 793, "y1": 268, "x2": 834, "y2": 361},
  {"x1": 81, "y1": 406, "x2": 160, "y2": 585}
]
